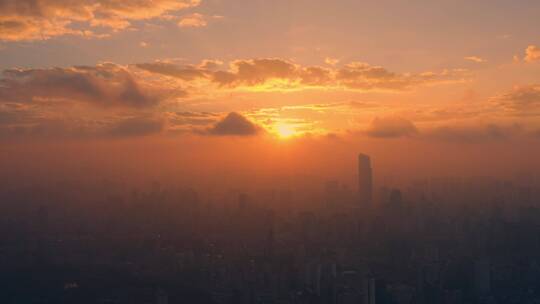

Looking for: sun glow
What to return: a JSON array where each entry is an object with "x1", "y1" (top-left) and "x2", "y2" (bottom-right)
[{"x1": 275, "y1": 123, "x2": 297, "y2": 139}]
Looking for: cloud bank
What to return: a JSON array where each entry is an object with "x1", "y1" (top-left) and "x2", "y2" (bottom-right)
[
  {"x1": 525, "y1": 45, "x2": 540, "y2": 63},
  {"x1": 0, "y1": 0, "x2": 200, "y2": 41},
  {"x1": 136, "y1": 58, "x2": 468, "y2": 92},
  {"x1": 0, "y1": 64, "x2": 174, "y2": 108}
]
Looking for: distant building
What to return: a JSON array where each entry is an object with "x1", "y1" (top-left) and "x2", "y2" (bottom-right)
[
  {"x1": 325, "y1": 180, "x2": 340, "y2": 207},
  {"x1": 238, "y1": 193, "x2": 248, "y2": 210},
  {"x1": 358, "y1": 154, "x2": 373, "y2": 205},
  {"x1": 474, "y1": 259, "x2": 491, "y2": 297},
  {"x1": 155, "y1": 288, "x2": 168, "y2": 304},
  {"x1": 363, "y1": 277, "x2": 376, "y2": 304}
]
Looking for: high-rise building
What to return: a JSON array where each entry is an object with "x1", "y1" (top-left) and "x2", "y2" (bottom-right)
[
  {"x1": 363, "y1": 277, "x2": 376, "y2": 304},
  {"x1": 358, "y1": 153, "x2": 373, "y2": 205},
  {"x1": 474, "y1": 259, "x2": 491, "y2": 297},
  {"x1": 325, "y1": 180, "x2": 340, "y2": 207},
  {"x1": 155, "y1": 288, "x2": 168, "y2": 304}
]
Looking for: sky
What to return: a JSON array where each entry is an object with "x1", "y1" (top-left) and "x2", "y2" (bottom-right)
[{"x1": 1, "y1": 0, "x2": 540, "y2": 185}]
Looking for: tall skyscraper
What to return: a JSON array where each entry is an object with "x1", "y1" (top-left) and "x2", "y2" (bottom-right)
[
  {"x1": 363, "y1": 277, "x2": 376, "y2": 304},
  {"x1": 358, "y1": 153, "x2": 373, "y2": 204}
]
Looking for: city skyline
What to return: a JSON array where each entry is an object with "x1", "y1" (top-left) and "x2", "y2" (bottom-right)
[
  {"x1": 2, "y1": 153, "x2": 540, "y2": 303},
  {"x1": 1, "y1": 1, "x2": 540, "y2": 303}
]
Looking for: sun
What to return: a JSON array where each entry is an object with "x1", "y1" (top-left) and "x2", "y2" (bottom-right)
[{"x1": 275, "y1": 123, "x2": 297, "y2": 139}]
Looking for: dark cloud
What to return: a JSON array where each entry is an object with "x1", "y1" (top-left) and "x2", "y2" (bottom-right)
[
  {"x1": 211, "y1": 59, "x2": 298, "y2": 87},
  {"x1": 427, "y1": 124, "x2": 522, "y2": 143},
  {"x1": 135, "y1": 62, "x2": 208, "y2": 81},
  {"x1": 299, "y1": 66, "x2": 333, "y2": 86},
  {"x1": 0, "y1": 114, "x2": 166, "y2": 140},
  {"x1": 365, "y1": 116, "x2": 418, "y2": 138},
  {"x1": 107, "y1": 116, "x2": 165, "y2": 137},
  {"x1": 337, "y1": 62, "x2": 466, "y2": 91},
  {"x1": 0, "y1": 104, "x2": 41, "y2": 133},
  {"x1": 168, "y1": 111, "x2": 219, "y2": 126},
  {"x1": 204, "y1": 112, "x2": 260, "y2": 136},
  {"x1": 0, "y1": 108, "x2": 32, "y2": 124},
  {"x1": 0, "y1": 65, "x2": 167, "y2": 108},
  {"x1": 0, "y1": 117, "x2": 89, "y2": 140}
]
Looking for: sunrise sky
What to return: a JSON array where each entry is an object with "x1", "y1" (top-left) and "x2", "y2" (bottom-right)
[{"x1": 1, "y1": 0, "x2": 540, "y2": 184}]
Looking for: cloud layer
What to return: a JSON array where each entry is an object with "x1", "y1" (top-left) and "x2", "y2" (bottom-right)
[
  {"x1": 426, "y1": 124, "x2": 522, "y2": 143},
  {"x1": 0, "y1": 0, "x2": 200, "y2": 41},
  {"x1": 135, "y1": 58, "x2": 468, "y2": 92},
  {"x1": 0, "y1": 58, "x2": 538, "y2": 142},
  {"x1": 525, "y1": 45, "x2": 540, "y2": 63},
  {"x1": 0, "y1": 64, "x2": 172, "y2": 107},
  {"x1": 178, "y1": 13, "x2": 207, "y2": 28},
  {"x1": 493, "y1": 84, "x2": 540, "y2": 115}
]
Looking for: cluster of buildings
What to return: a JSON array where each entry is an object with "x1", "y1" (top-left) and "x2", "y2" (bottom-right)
[{"x1": 1, "y1": 154, "x2": 540, "y2": 303}]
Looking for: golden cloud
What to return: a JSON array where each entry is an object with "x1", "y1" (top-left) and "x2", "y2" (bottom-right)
[
  {"x1": 178, "y1": 13, "x2": 207, "y2": 28},
  {"x1": 136, "y1": 58, "x2": 469, "y2": 92},
  {"x1": 0, "y1": 0, "x2": 200, "y2": 41},
  {"x1": 0, "y1": 59, "x2": 485, "y2": 141},
  {"x1": 324, "y1": 57, "x2": 340, "y2": 66},
  {"x1": 525, "y1": 45, "x2": 540, "y2": 63},
  {"x1": 493, "y1": 84, "x2": 540, "y2": 115},
  {"x1": 464, "y1": 56, "x2": 487, "y2": 63}
]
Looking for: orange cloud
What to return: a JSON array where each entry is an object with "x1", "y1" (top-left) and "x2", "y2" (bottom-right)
[
  {"x1": 493, "y1": 84, "x2": 540, "y2": 114},
  {"x1": 135, "y1": 62, "x2": 209, "y2": 81},
  {"x1": 178, "y1": 13, "x2": 207, "y2": 28},
  {"x1": 197, "y1": 59, "x2": 224, "y2": 70},
  {"x1": 136, "y1": 58, "x2": 468, "y2": 92},
  {"x1": 324, "y1": 57, "x2": 340, "y2": 66},
  {"x1": 212, "y1": 59, "x2": 298, "y2": 87},
  {"x1": 464, "y1": 56, "x2": 487, "y2": 63},
  {"x1": 0, "y1": 0, "x2": 200, "y2": 41},
  {"x1": 0, "y1": 60, "x2": 497, "y2": 142},
  {"x1": 525, "y1": 45, "x2": 540, "y2": 62},
  {"x1": 336, "y1": 62, "x2": 467, "y2": 91}
]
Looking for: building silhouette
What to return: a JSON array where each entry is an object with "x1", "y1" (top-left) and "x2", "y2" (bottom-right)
[
  {"x1": 358, "y1": 153, "x2": 373, "y2": 205},
  {"x1": 363, "y1": 277, "x2": 376, "y2": 304}
]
